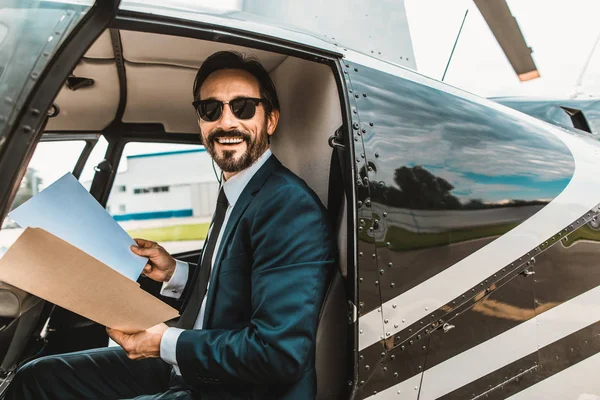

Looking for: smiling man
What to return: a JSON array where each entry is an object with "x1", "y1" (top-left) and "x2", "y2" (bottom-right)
[{"x1": 6, "y1": 51, "x2": 336, "y2": 400}]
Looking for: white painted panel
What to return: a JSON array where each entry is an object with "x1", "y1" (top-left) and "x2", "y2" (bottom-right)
[{"x1": 507, "y1": 353, "x2": 600, "y2": 400}]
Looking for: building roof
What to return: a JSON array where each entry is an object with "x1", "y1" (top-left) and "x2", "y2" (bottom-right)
[{"x1": 127, "y1": 148, "x2": 207, "y2": 159}]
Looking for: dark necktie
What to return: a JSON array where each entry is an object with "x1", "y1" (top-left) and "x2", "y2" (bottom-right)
[{"x1": 178, "y1": 187, "x2": 229, "y2": 329}]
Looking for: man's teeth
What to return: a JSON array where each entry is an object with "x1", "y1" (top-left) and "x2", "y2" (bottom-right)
[{"x1": 217, "y1": 137, "x2": 243, "y2": 144}]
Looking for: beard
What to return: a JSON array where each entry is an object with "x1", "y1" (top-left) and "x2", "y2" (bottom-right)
[{"x1": 203, "y1": 126, "x2": 269, "y2": 173}]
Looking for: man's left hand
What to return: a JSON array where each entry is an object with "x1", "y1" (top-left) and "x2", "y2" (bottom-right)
[{"x1": 107, "y1": 323, "x2": 169, "y2": 360}]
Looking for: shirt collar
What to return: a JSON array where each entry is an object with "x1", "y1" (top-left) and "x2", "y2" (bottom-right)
[{"x1": 222, "y1": 148, "x2": 272, "y2": 207}]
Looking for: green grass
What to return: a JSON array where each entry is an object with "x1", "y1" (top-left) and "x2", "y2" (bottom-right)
[
  {"x1": 562, "y1": 225, "x2": 600, "y2": 247},
  {"x1": 381, "y1": 222, "x2": 519, "y2": 252},
  {"x1": 358, "y1": 219, "x2": 519, "y2": 251},
  {"x1": 127, "y1": 223, "x2": 210, "y2": 242}
]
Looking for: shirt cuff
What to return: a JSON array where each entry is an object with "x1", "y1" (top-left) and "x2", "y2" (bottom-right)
[
  {"x1": 160, "y1": 327, "x2": 184, "y2": 374},
  {"x1": 160, "y1": 260, "x2": 189, "y2": 299}
]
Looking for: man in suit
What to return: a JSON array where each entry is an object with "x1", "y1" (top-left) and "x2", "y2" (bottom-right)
[{"x1": 6, "y1": 51, "x2": 336, "y2": 399}]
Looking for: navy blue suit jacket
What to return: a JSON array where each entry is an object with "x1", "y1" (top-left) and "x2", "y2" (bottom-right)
[{"x1": 176, "y1": 156, "x2": 336, "y2": 399}]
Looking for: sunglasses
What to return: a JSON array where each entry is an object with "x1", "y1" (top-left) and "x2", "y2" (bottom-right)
[{"x1": 192, "y1": 97, "x2": 266, "y2": 122}]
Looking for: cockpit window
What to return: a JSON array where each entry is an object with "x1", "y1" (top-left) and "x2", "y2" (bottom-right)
[{"x1": 0, "y1": 0, "x2": 94, "y2": 141}]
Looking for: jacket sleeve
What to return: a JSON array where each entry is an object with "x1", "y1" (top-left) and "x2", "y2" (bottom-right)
[{"x1": 175, "y1": 184, "x2": 335, "y2": 384}]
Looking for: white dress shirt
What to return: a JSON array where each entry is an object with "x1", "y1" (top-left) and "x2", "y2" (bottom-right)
[{"x1": 158, "y1": 148, "x2": 272, "y2": 372}]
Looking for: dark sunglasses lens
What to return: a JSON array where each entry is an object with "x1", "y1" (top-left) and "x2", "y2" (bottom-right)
[
  {"x1": 199, "y1": 101, "x2": 222, "y2": 121},
  {"x1": 231, "y1": 98, "x2": 256, "y2": 119}
]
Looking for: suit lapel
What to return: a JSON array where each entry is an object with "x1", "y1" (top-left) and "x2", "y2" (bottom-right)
[{"x1": 202, "y1": 156, "x2": 281, "y2": 327}]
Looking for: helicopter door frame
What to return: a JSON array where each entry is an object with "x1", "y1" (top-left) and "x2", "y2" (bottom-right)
[
  {"x1": 111, "y1": 10, "x2": 360, "y2": 394},
  {"x1": 0, "y1": 0, "x2": 121, "y2": 223}
]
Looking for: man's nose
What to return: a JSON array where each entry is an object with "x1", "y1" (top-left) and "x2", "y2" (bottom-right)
[{"x1": 217, "y1": 104, "x2": 239, "y2": 131}]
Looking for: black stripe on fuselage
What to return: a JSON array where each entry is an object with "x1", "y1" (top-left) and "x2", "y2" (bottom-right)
[{"x1": 438, "y1": 318, "x2": 600, "y2": 400}]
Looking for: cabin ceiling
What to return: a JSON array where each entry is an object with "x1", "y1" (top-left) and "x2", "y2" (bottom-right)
[{"x1": 45, "y1": 30, "x2": 288, "y2": 133}]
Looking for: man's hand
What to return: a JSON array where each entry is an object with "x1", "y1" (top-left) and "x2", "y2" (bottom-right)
[
  {"x1": 131, "y1": 238, "x2": 176, "y2": 282},
  {"x1": 107, "y1": 323, "x2": 169, "y2": 360}
]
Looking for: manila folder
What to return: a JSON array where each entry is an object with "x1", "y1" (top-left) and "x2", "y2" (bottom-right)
[{"x1": 0, "y1": 227, "x2": 179, "y2": 333}]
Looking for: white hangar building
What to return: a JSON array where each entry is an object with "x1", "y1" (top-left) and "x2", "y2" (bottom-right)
[{"x1": 106, "y1": 148, "x2": 219, "y2": 221}]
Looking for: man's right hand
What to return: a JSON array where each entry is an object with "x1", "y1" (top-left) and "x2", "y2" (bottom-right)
[{"x1": 131, "y1": 239, "x2": 176, "y2": 283}]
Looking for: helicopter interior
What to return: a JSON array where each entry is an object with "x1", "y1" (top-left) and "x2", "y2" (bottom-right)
[
  {"x1": 1, "y1": 27, "x2": 351, "y2": 398},
  {"x1": 48, "y1": 29, "x2": 348, "y2": 272}
]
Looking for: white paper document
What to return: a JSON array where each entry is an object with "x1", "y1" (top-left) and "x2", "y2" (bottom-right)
[{"x1": 9, "y1": 173, "x2": 146, "y2": 281}]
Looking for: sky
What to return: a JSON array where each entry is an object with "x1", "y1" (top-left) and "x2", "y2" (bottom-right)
[{"x1": 405, "y1": 0, "x2": 600, "y2": 98}]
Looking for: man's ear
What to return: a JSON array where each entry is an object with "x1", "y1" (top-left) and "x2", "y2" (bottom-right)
[{"x1": 267, "y1": 109, "x2": 280, "y2": 136}]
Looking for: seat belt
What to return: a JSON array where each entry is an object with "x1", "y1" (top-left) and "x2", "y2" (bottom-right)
[{"x1": 328, "y1": 126, "x2": 346, "y2": 227}]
